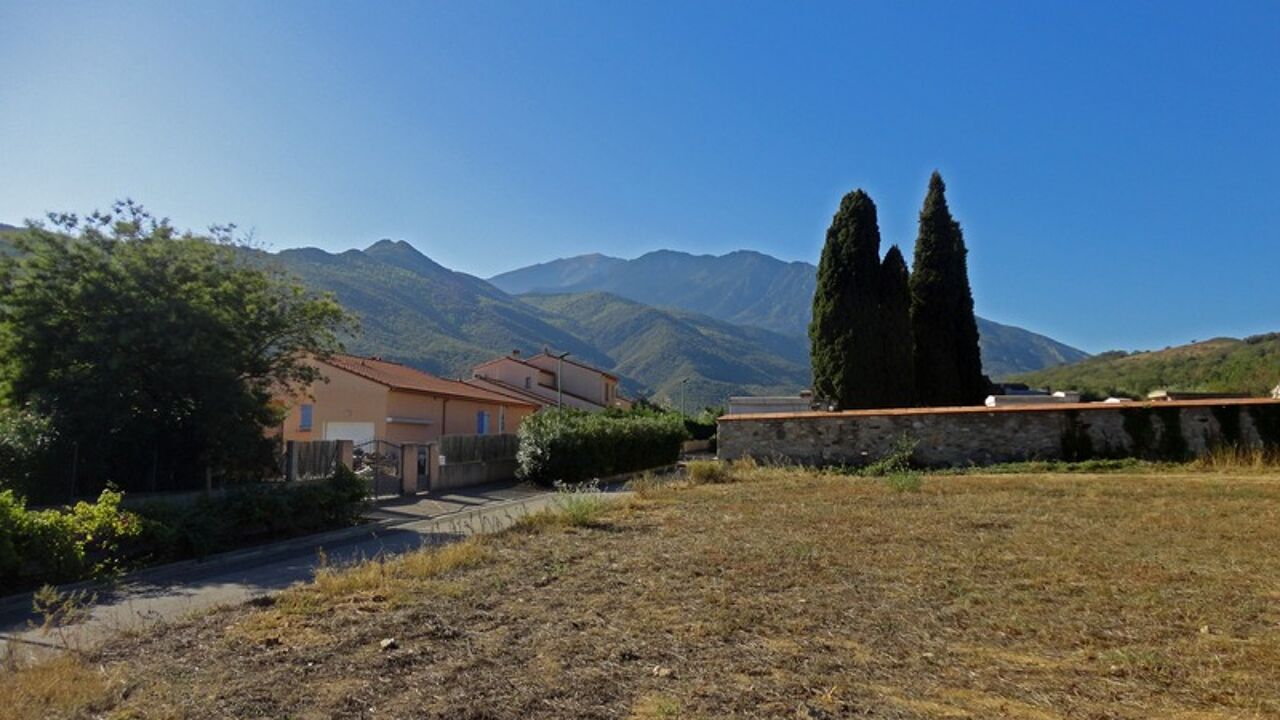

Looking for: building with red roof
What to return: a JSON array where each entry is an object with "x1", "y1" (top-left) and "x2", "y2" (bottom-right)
[{"x1": 280, "y1": 354, "x2": 537, "y2": 447}]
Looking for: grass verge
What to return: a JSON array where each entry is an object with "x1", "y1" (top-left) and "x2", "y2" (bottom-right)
[{"x1": 7, "y1": 463, "x2": 1280, "y2": 718}]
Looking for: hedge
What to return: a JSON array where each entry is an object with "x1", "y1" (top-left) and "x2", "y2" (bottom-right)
[
  {"x1": 516, "y1": 409, "x2": 688, "y2": 485},
  {"x1": 0, "y1": 466, "x2": 369, "y2": 594}
]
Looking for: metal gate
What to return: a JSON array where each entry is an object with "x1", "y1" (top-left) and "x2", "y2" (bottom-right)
[
  {"x1": 416, "y1": 444, "x2": 432, "y2": 493},
  {"x1": 353, "y1": 440, "x2": 402, "y2": 499}
]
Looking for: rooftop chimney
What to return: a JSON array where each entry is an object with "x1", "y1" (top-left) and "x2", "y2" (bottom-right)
[{"x1": 511, "y1": 349, "x2": 521, "y2": 357}]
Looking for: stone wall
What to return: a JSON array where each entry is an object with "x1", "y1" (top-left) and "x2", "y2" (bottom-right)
[{"x1": 717, "y1": 399, "x2": 1280, "y2": 467}]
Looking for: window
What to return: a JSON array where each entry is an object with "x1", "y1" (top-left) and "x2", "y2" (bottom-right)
[
  {"x1": 499, "y1": 407, "x2": 506, "y2": 433},
  {"x1": 299, "y1": 404, "x2": 314, "y2": 431},
  {"x1": 524, "y1": 376, "x2": 531, "y2": 389},
  {"x1": 476, "y1": 411, "x2": 490, "y2": 435}
]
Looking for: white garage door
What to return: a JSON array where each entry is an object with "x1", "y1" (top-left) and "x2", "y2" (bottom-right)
[{"x1": 323, "y1": 422, "x2": 376, "y2": 447}]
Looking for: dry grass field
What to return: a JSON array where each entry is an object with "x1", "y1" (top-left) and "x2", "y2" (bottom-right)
[{"x1": 5, "y1": 461, "x2": 1280, "y2": 719}]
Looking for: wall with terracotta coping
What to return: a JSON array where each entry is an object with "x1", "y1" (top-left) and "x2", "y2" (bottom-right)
[{"x1": 717, "y1": 398, "x2": 1280, "y2": 467}]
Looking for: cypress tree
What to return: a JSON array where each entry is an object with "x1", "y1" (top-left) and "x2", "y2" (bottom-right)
[
  {"x1": 878, "y1": 245, "x2": 914, "y2": 406},
  {"x1": 909, "y1": 172, "x2": 987, "y2": 406},
  {"x1": 809, "y1": 189, "x2": 883, "y2": 409}
]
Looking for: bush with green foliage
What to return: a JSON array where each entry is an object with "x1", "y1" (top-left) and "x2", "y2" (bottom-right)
[
  {"x1": 0, "y1": 202, "x2": 351, "y2": 497},
  {"x1": 0, "y1": 466, "x2": 369, "y2": 593},
  {"x1": 683, "y1": 408, "x2": 720, "y2": 441},
  {"x1": 517, "y1": 409, "x2": 688, "y2": 485},
  {"x1": 0, "y1": 488, "x2": 144, "y2": 590},
  {"x1": 0, "y1": 405, "x2": 55, "y2": 501},
  {"x1": 859, "y1": 435, "x2": 918, "y2": 477}
]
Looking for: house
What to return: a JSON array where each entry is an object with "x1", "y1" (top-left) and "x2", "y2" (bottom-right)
[
  {"x1": 469, "y1": 349, "x2": 628, "y2": 412},
  {"x1": 280, "y1": 354, "x2": 538, "y2": 447}
]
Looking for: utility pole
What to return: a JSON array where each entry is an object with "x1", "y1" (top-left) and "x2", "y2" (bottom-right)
[
  {"x1": 551, "y1": 350, "x2": 571, "y2": 408},
  {"x1": 680, "y1": 377, "x2": 689, "y2": 416}
]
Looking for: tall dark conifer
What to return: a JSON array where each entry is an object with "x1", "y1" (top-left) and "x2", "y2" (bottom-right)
[
  {"x1": 878, "y1": 245, "x2": 914, "y2": 406},
  {"x1": 810, "y1": 190, "x2": 883, "y2": 409},
  {"x1": 909, "y1": 172, "x2": 987, "y2": 406}
]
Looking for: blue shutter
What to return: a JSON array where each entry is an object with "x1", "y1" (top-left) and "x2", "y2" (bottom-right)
[
  {"x1": 299, "y1": 404, "x2": 313, "y2": 431},
  {"x1": 476, "y1": 411, "x2": 488, "y2": 435}
]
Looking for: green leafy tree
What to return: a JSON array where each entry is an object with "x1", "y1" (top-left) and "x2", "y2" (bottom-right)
[
  {"x1": 878, "y1": 245, "x2": 914, "y2": 406},
  {"x1": 810, "y1": 190, "x2": 885, "y2": 409},
  {"x1": 0, "y1": 201, "x2": 352, "y2": 497},
  {"x1": 909, "y1": 172, "x2": 987, "y2": 406}
]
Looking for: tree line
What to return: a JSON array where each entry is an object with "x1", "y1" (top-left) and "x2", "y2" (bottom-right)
[{"x1": 810, "y1": 172, "x2": 987, "y2": 410}]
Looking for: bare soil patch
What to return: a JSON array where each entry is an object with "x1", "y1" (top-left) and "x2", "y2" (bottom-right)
[{"x1": 7, "y1": 464, "x2": 1280, "y2": 719}]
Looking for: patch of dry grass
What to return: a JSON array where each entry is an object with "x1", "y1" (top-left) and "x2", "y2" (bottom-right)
[
  {"x1": 11, "y1": 465, "x2": 1280, "y2": 718},
  {"x1": 685, "y1": 459, "x2": 733, "y2": 484},
  {"x1": 0, "y1": 655, "x2": 125, "y2": 720},
  {"x1": 1195, "y1": 444, "x2": 1280, "y2": 471}
]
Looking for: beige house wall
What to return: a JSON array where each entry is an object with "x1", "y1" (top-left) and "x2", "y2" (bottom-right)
[
  {"x1": 385, "y1": 391, "x2": 444, "y2": 444},
  {"x1": 441, "y1": 397, "x2": 534, "y2": 436},
  {"x1": 282, "y1": 362, "x2": 535, "y2": 447},
  {"x1": 474, "y1": 357, "x2": 594, "y2": 408},
  {"x1": 281, "y1": 365, "x2": 389, "y2": 443},
  {"x1": 526, "y1": 355, "x2": 617, "y2": 407},
  {"x1": 474, "y1": 358, "x2": 554, "y2": 395}
]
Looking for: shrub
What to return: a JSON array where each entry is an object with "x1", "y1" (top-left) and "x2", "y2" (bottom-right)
[
  {"x1": 686, "y1": 460, "x2": 732, "y2": 485},
  {"x1": 861, "y1": 435, "x2": 917, "y2": 476},
  {"x1": 134, "y1": 466, "x2": 371, "y2": 553},
  {"x1": 553, "y1": 480, "x2": 609, "y2": 527},
  {"x1": 0, "y1": 466, "x2": 370, "y2": 594},
  {"x1": 517, "y1": 409, "x2": 688, "y2": 486},
  {"x1": 683, "y1": 410, "x2": 719, "y2": 442},
  {"x1": 0, "y1": 406, "x2": 56, "y2": 501},
  {"x1": 0, "y1": 489, "x2": 140, "y2": 590}
]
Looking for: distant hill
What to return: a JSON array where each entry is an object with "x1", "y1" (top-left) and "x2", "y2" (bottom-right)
[
  {"x1": 519, "y1": 292, "x2": 809, "y2": 408},
  {"x1": 490, "y1": 250, "x2": 1088, "y2": 378},
  {"x1": 267, "y1": 242, "x2": 809, "y2": 407},
  {"x1": 492, "y1": 250, "x2": 816, "y2": 336},
  {"x1": 1012, "y1": 335, "x2": 1280, "y2": 398},
  {"x1": 0, "y1": 223, "x2": 18, "y2": 255},
  {"x1": 974, "y1": 317, "x2": 1090, "y2": 380},
  {"x1": 489, "y1": 253, "x2": 627, "y2": 295},
  {"x1": 265, "y1": 240, "x2": 609, "y2": 379}
]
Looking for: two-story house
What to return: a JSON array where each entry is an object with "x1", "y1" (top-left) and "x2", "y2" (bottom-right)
[
  {"x1": 468, "y1": 349, "x2": 628, "y2": 412},
  {"x1": 280, "y1": 354, "x2": 538, "y2": 447}
]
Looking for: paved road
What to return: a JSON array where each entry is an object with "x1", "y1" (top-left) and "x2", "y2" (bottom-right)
[{"x1": 0, "y1": 482, "x2": 556, "y2": 663}]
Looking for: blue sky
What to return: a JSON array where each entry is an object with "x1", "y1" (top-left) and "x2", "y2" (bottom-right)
[{"x1": 2, "y1": 1, "x2": 1277, "y2": 354}]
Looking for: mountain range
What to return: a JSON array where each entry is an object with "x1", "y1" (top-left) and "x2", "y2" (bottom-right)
[
  {"x1": 263, "y1": 242, "x2": 812, "y2": 408},
  {"x1": 0, "y1": 221, "x2": 1090, "y2": 409},
  {"x1": 267, "y1": 243, "x2": 1088, "y2": 408},
  {"x1": 489, "y1": 250, "x2": 1089, "y2": 378}
]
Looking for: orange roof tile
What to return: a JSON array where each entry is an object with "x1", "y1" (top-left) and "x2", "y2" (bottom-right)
[
  {"x1": 464, "y1": 376, "x2": 552, "y2": 407},
  {"x1": 321, "y1": 355, "x2": 536, "y2": 407}
]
